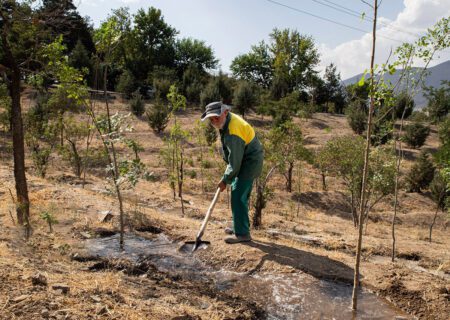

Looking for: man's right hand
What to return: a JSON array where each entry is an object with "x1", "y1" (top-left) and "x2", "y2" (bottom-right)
[{"x1": 218, "y1": 181, "x2": 226, "y2": 192}]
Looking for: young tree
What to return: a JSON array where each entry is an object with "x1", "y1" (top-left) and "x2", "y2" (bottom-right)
[
  {"x1": 324, "y1": 63, "x2": 346, "y2": 114},
  {"x1": 116, "y1": 69, "x2": 136, "y2": 99},
  {"x1": 269, "y1": 121, "x2": 311, "y2": 192},
  {"x1": 200, "y1": 72, "x2": 234, "y2": 106},
  {"x1": 61, "y1": 116, "x2": 90, "y2": 178},
  {"x1": 423, "y1": 81, "x2": 450, "y2": 123},
  {"x1": 346, "y1": 102, "x2": 367, "y2": 135},
  {"x1": 233, "y1": 81, "x2": 258, "y2": 118},
  {"x1": 146, "y1": 100, "x2": 170, "y2": 133},
  {"x1": 165, "y1": 85, "x2": 188, "y2": 215},
  {"x1": 406, "y1": 151, "x2": 435, "y2": 193},
  {"x1": 429, "y1": 172, "x2": 449, "y2": 242},
  {"x1": 403, "y1": 122, "x2": 430, "y2": 148}
]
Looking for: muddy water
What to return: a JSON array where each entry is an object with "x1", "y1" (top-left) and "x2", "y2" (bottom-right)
[{"x1": 85, "y1": 234, "x2": 408, "y2": 320}]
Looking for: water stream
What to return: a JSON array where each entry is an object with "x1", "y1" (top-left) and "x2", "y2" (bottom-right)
[{"x1": 85, "y1": 234, "x2": 409, "y2": 320}]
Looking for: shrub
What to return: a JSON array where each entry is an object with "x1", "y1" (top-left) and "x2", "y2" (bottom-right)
[
  {"x1": 187, "y1": 169, "x2": 197, "y2": 179},
  {"x1": 403, "y1": 122, "x2": 430, "y2": 148},
  {"x1": 203, "y1": 122, "x2": 217, "y2": 146},
  {"x1": 201, "y1": 159, "x2": 213, "y2": 169},
  {"x1": 233, "y1": 81, "x2": 257, "y2": 117},
  {"x1": 130, "y1": 90, "x2": 145, "y2": 117},
  {"x1": 345, "y1": 103, "x2": 366, "y2": 135},
  {"x1": 406, "y1": 151, "x2": 435, "y2": 193},
  {"x1": 146, "y1": 101, "x2": 170, "y2": 133},
  {"x1": 409, "y1": 111, "x2": 429, "y2": 123},
  {"x1": 116, "y1": 69, "x2": 136, "y2": 99},
  {"x1": 371, "y1": 120, "x2": 393, "y2": 146}
]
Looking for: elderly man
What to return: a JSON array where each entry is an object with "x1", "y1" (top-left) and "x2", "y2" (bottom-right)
[{"x1": 201, "y1": 101, "x2": 263, "y2": 244}]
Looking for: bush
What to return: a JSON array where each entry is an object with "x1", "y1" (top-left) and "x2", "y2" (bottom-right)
[
  {"x1": 200, "y1": 72, "x2": 234, "y2": 106},
  {"x1": 116, "y1": 69, "x2": 136, "y2": 99},
  {"x1": 403, "y1": 122, "x2": 430, "y2": 148},
  {"x1": 146, "y1": 101, "x2": 170, "y2": 133},
  {"x1": 371, "y1": 120, "x2": 393, "y2": 146},
  {"x1": 406, "y1": 151, "x2": 435, "y2": 193},
  {"x1": 130, "y1": 90, "x2": 145, "y2": 117},
  {"x1": 187, "y1": 169, "x2": 197, "y2": 179},
  {"x1": 409, "y1": 111, "x2": 429, "y2": 123},
  {"x1": 201, "y1": 159, "x2": 213, "y2": 169},
  {"x1": 233, "y1": 81, "x2": 257, "y2": 117},
  {"x1": 203, "y1": 122, "x2": 217, "y2": 146},
  {"x1": 345, "y1": 103, "x2": 366, "y2": 135}
]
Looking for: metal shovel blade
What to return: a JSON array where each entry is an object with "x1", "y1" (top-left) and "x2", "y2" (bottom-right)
[{"x1": 179, "y1": 239, "x2": 210, "y2": 253}]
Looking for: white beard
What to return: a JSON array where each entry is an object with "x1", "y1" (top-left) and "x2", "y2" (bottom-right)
[{"x1": 211, "y1": 118, "x2": 226, "y2": 129}]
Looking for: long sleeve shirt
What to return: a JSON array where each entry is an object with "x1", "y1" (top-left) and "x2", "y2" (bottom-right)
[{"x1": 219, "y1": 112, "x2": 264, "y2": 184}]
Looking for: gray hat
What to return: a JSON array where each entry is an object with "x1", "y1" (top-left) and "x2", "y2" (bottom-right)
[{"x1": 201, "y1": 101, "x2": 231, "y2": 121}]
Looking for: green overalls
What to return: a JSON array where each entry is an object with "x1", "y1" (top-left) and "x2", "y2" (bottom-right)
[{"x1": 220, "y1": 112, "x2": 264, "y2": 236}]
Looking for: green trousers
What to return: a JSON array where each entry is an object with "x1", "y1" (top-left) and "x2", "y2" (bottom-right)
[{"x1": 230, "y1": 177, "x2": 253, "y2": 236}]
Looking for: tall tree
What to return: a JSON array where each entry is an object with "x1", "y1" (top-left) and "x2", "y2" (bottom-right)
[
  {"x1": 132, "y1": 7, "x2": 177, "y2": 83},
  {"x1": 39, "y1": 0, "x2": 95, "y2": 53},
  {"x1": 175, "y1": 38, "x2": 218, "y2": 76},
  {"x1": 270, "y1": 28, "x2": 319, "y2": 97},
  {"x1": 0, "y1": 0, "x2": 45, "y2": 235},
  {"x1": 230, "y1": 41, "x2": 273, "y2": 88},
  {"x1": 324, "y1": 63, "x2": 346, "y2": 113}
]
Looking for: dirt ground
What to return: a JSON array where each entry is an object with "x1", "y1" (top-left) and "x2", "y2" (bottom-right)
[{"x1": 0, "y1": 94, "x2": 448, "y2": 319}]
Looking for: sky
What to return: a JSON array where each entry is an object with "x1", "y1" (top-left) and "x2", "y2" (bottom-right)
[{"x1": 76, "y1": 0, "x2": 450, "y2": 80}]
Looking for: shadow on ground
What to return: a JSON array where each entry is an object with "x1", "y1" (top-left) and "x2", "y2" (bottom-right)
[
  {"x1": 243, "y1": 240, "x2": 354, "y2": 283},
  {"x1": 292, "y1": 191, "x2": 353, "y2": 220}
]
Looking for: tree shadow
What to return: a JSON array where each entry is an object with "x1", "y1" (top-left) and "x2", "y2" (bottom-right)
[
  {"x1": 309, "y1": 119, "x2": 330, "y2": 130},
  {"x1": 243, "y1": 240, "x2": 354, "y2": 284},
  {"x1": 291, "y1": 191, "x2": 353, "y2": 220}
]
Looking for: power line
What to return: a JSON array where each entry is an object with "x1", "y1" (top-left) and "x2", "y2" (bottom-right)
[
  {"x1": 265, "y1": 0, "x2": 404, "y2": 43},
  {"x1": 316, "y1": 0, "x2": 422, "y2": 38}
]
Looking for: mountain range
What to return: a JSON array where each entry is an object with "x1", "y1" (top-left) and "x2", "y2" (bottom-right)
[{"x1": 342, "y1": 60, "x2": 450, "y2": 109}]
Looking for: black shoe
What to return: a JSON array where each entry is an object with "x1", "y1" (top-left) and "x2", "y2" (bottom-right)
[
  {"x1": 224, "y1": 234, "x2": 252, "y2": 244},
  {"x1": 224, "y1": 227, "x2": 234, "y2": 235}
]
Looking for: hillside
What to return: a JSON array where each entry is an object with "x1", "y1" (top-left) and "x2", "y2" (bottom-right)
[
  {"x1": 0, "y1": 92, "x2": 448, "y2": 319},
  {"x1": 343, "y1": 60, "x2": 450, "y2": 109}
]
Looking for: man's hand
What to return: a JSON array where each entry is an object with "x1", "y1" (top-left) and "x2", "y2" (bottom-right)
[{"x1": 218, "y1": 181, "x2": 226, "y2": 192}]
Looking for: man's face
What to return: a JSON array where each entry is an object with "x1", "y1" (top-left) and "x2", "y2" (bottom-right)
[{"x1": 209, "y1": 111, "x2": 228, "y2": 129}]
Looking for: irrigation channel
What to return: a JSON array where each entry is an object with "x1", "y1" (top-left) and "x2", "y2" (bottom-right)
[{"x1": 85, "y1": 233, "x2": 409, "y2": 320}]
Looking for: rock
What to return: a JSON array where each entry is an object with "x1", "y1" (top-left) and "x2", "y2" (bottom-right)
[
  {"x1": 96, "y1": 305, "x2": 109, "y2": 315},
  {"x1": 98, "y1": 210, "x2": 113, "y2": 223},
  {"x1": 51, "y1": 284, "x2": 70, "y2": 294},
  {"x1": 90, "y1": 295, "x2": 102, "y2": 303},
  {"x1": 12, "y1": 295, "x2": 29, "y2": 303},
  {"x1": 79, "y1": 232, "x2": 91, "y2": 239},
  {"x1": 41, "y1": 308, "x2": 50, "y2": 318},
  {"x1": 31, "y1": 273, "x2": 47, "y2": 286}
]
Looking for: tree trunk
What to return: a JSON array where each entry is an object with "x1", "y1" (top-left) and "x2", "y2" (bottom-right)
[
  {"x1": 67, "y1": 139, "x2": 82, "y2": 178},
  {"x1": 352, "y1": 0, "x2": 378, "y2": 311},
  {"x1": 321, "y1": 172, "x2": 327, "y2": 191},
  {"x1": 285, "y1": 162, "x2": 293, "y2": 192},
  {"x1": 180, "y1": 150, "x2": 185, "y2": 216},
  {"x1": 429, "y1": 207, "x2": 440, "y2": 243},
  {"x1": 253, "y1": 182, "x2": 264, "y2": 228},
  {"x1": 103, "y1": 66, "x2": 125, "y2": 250},
  {"x1": 10, "y1": 64, "x2": 31, "y2": 234}
]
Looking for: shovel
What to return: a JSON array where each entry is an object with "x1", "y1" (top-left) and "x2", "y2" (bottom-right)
[{"x1": 181, "y1": 187, "x2": 221, "y2": 253}]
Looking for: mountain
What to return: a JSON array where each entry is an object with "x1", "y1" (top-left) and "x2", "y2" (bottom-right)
[{"x1": 342, "y1": 60, "x2": 450, "y2": 109}]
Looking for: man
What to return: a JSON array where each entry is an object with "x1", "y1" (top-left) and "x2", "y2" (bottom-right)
[{"x1": 201, "y1": 101, "x2": 263, "y2": 244}]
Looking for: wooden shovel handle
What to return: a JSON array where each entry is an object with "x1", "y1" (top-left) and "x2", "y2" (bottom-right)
[{"x1": 196, "y1": 188, "x2": 221, "y2": 239}]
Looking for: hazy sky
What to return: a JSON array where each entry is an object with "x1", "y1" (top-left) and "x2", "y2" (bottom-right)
[{"x1": 76, "y1": 0, "x2": 450, "y2": 79}]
